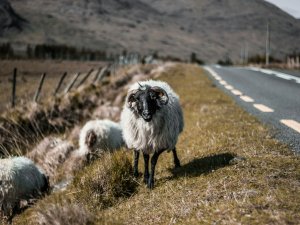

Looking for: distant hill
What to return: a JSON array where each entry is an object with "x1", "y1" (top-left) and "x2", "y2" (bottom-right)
[
  {"x1": 1, "y1": 0, "x2": 300, "y2": 62},
  {"x1": 0, "y1": 0, "x2": 27, "y2": 35}
]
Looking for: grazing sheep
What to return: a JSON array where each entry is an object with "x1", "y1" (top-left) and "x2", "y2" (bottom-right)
[
  {"x1": 0, "y1": 157, "x2": 49, "y2": 217},
  {"x1": 120, "y1": 80, "x2": 184, "y2": 188},
  {"x1": 27, "y1": 137, "x2": 75, "y2": 184},
  {"x1": 79, "y1": 119, "x2": 124, "y2": 160}
]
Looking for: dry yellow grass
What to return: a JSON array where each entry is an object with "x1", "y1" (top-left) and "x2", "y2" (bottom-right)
[
  {"x1": 12, "y1": 63, "x2": 300, "y2": 224},
  {"x1": 99, "y1": 64, "x2": 300, "y2": 224}
]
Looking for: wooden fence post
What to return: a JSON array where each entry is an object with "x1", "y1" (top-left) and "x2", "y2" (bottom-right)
[
  {"x1": 64, "y1": 73, "x2": 80, "y2": 94},
  {"x1": 33, "y1": 73, "x2": 46, "y2": 102},
  {"x1": 93, "y1": 67, "x2": 102, "y2": 83},
  {"x1": 11, "y1": 68, "x2": 17, "y2": 107},
  {"x1": 53, "y1": 72, "x2": 67, "y2": 96},
  {"x1": 95, "y1": 66, "x2": 108, "y2": 83},
  {"x1": 76, "y1": 68, "x2": 94, "y2": 88}
]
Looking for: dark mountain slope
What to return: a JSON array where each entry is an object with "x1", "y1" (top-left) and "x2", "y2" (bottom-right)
[
  {"x1": 0, "y1": 0, "x2": 27, "y2": 35},
  {"x1": 1, "y1": 0, "x2": 299, "y2": 62}
]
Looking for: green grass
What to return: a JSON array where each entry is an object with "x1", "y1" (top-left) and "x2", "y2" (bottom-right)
[{"x1": 12, "y1": 63, "x2": 300, "y2": 224}]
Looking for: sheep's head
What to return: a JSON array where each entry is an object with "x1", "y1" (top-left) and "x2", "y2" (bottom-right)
[{"x1": 126, "y1": 83, "x2": 169, "y2": 122}]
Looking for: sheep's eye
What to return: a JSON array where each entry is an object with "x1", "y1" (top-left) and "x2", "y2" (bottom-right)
[{"x1": 150, "y1": 92, "x2": 156, "y2": 99}]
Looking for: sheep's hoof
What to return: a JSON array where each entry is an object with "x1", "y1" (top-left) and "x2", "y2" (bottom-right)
[
  {"x1": 143, "y1": 175, "x2": 149, "y2": 184},
  {"x1": 174, "y1": 159, "x2": 181, "y2": 168},
  {"x1": 174, "y1": 163, "x2": 181, "y2": 168},
  {"x1": 147, "y1": 179, "x2": 154, "y2": 189},
  {"x1": 133, "y1": 171, "x2": 139, "y2": 178}
]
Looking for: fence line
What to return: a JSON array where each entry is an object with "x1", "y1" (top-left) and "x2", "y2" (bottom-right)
[
  {"x1": 64, "y1": 73, "x2": 81, "y2": 94},
  {"x1": 95, "y1": 66, "x2": 109, "y2": 83},
  {"x1": 76, "y1": 69, "x2": 94, "y2": 88},
  {"x1": 92, "y1": 67, "x2": 102, "y2": 83},
  {"x1": 54, "y1": 72, "x2": 68, "y2": 96},
  {"x1": 6, "y1": 52, "x2": 154, "y2": 108},
  {"x1": 34, "y1": 73, "x2": 47, "y2": 102}
]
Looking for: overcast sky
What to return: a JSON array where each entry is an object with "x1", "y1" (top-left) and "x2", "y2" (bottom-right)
[{"x1": 265, "y1": 0, "x2": 300, "y2": 18}]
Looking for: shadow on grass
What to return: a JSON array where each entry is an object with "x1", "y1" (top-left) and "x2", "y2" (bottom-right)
[{"x1": 170, "y1": 152, "x2": 235, "y2": 178}]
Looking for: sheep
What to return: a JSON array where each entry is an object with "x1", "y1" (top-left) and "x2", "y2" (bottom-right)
[
  {"x1": 27, "y1": 137, "x2": 75, "y2": 184},
  {"x1": 120, "y1": 80, "x2": 184, "y2": 189},
  {"x1": 0, "y1": 157, "x2": 49, "y2": 217},
  {"x1": 79, "y1": 119, "x2": 124, "y2": 161}
]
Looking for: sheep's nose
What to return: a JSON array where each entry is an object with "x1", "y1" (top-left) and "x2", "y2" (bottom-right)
[
  {"x1": 142, "y1": 110, "x2": 152, "y2": 121},
  {"x1": 142, "y1": 110, "x2": 150, "y2": 117}
]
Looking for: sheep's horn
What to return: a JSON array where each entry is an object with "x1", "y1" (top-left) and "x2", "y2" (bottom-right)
[{"x1": 138, "y1": 82, "x2": 148, "y2": 91}]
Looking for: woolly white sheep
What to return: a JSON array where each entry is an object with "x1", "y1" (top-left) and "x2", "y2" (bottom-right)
[
  {"x1": 79, "y1": 119, "x2": 124, "y2": 160},
  {"x1": 0, "y1": 157, "x2": 49, "y2": 217},
  {"x1": 27, "y1": 137, "x2": 75, "y2": 184},
  {"x1": 120, "y1": 80, "x2": 184, "y2": 188}
]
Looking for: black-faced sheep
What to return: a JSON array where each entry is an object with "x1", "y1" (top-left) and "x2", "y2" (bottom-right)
[
  {"x1": 0, "y1": 157, "x2": 49, "y2": 217},
  {"x1": 79, "y1": 119, "x2": 124, "y2": 161},
  {"x1": 120, "y1": 80, "x2": 184, "y2": 188}
]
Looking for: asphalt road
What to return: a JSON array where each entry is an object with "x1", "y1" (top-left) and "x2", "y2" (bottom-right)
[{"x1": 203, "y1": 65, "x2": 300, "y2": 153}]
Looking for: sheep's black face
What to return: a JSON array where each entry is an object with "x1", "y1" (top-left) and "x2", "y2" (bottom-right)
[
  {"x1": 127, "y1": 85, "x2": 169, "y2": 122},
  {"x1": 135, "y1": 89, "x2": 159, "y2": 122}
]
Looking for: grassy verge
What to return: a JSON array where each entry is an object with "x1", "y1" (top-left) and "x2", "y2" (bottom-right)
[
  {"x1": 13, "y1": 63, "x2": 300, "y2": 224},
  {"x1": 100, "y1": 64, "x2": 300, "y2": 224}
]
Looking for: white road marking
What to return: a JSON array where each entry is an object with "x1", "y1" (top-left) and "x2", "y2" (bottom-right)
[
  {"x1": 253, "y1": 104, "x2": 274, "y2": 112},
  {"x1": 231, "y1": 89, "x2": 243, "y2": 96},
  {"x1": 220, "y1": 80, "x2": 227, "y2": 85},
  {"x1": 240, "y1": 95, "x2": 254, "y2": 103},
  {"x1": 204, "y1": 67, "x2": 252, "y2": 103},
  {"x1": 225, "y1": 85, "x2": 234, "y2": 90},
  {"x1": 280, "y1": 120, "x2": 300, "y2": 133},
  {"x1": 249, "y1": 67, "x2": 300, "y2": 83},
  {"x1": 204, "y1": 67, "x2": 222, "y2": 80}
]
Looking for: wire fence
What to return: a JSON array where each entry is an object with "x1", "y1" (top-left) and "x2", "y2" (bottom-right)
[{"x1": 5, "y1": 53, "x2": 154, "y2": 109}]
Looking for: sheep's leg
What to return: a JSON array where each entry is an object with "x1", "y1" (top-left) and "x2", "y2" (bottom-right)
[
  {"x1": 172, "y1": 147, "x2": 181, "y2": 168},
  {"x1": 133, "y1": 150, "x2": 140, "y2": 178},
  {"x1": 143, "y1": 153, "x2": 149, "y2": 184},
  {"x1": 148, "y1": 149, "x2": 164, "y2": 189}
]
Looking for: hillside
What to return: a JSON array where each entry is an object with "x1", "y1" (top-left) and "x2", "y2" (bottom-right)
[
  {"x1": 1, "y1": 0, "x2": 300, "y2": 62},
  {"x1": 0, "y1": 0, "x2": 27, "y2": 34}
]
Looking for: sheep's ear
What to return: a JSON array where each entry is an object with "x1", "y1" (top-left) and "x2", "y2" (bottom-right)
[
  {"x1": 126, "y1": 89, "x2": 138, "y2": 108},
  {"x1": 86, "y1": 130, "x2": 97, "y2": 148},
  {"x1": 151, "y1": 86, "x2": 169, "y2": 105}
]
